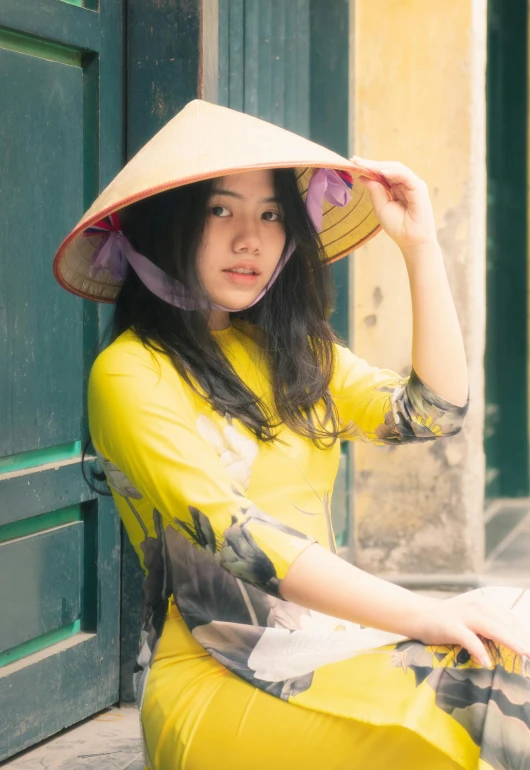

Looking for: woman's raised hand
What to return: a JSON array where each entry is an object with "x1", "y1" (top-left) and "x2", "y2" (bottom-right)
[{"x1": 351, "y1": 156, "x2": 437, "y2": 254}]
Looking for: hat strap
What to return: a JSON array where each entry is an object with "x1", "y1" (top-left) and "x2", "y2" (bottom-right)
[
  {"x1": 90, "y1": 231, "x2": 295, "y2": 312},
  {"x1": 88, "y1": 168, "x2": 352, "y2": 310}
]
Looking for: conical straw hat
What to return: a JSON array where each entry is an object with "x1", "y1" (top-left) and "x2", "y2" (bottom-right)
[{"x1": 53, "y1": 99, "x2": 383, "y2": 303}]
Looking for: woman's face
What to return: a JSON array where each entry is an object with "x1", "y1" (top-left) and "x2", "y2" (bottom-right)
[{"x1": 197, "y1": 169, "x2": 287, "y2": 312}]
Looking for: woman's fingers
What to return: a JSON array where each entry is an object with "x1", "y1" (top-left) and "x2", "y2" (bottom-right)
[
  {"x1": 473, "y1": 617, "x2": 530, "y2": 659},
  {"x1": 455, "y1": 626, "x2": 492, "y2": 667},
  {"x1": 473, "y1": 602, "x2": 530, "y2": 657},
  {"x1": 418, "y1": 591, "x2": 530, "y2": 670},
  {"x1": 351, "y1": 157, "x2": 424, "y2": 190},
  {"x1": 349, "y1": 156, "x2": 437, "y2": 249},
  {"x1": 357, "y1": 175, "x2": 392, "y2": 211},
  {"x1": 448, "y1": 593, "x2": 530, "y2": 662}
]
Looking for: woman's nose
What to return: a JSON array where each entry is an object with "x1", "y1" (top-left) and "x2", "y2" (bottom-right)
[{"x1": 232, "y1": 219, "x2": 261, "y2": 253}]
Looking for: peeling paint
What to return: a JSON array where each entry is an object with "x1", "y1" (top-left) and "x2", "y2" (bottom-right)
[{"x1": 372, "y1": 286, "x2": 383, "y2": 307}]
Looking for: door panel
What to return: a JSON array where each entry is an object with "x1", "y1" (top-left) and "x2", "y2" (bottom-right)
[
  {"x1": 0, "y1": 0, "x2": 124, "y2": 759},
  {"x1": 485, "y1": 0, "x2": 529, "y2": 498},
  {"x1": 218, "y1": 0, "x2": 311, "y2": 136},
  {"x1": 0, "y1": 520, "x2": 83, "y2": 655},
  {"x1": 0, "y1": 45, "x2": 84, "y2": 456}
]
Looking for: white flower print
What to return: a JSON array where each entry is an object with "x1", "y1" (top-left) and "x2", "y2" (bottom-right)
[
  {"x1": 249, "y1": 588, "x2": 530, "y2": 686},
  {"x1": 197, "y1": 414, "x2": 258, "y2": 489},
  {"x1": 247, "y1": 620, "x2": 406, "y2": 682}
]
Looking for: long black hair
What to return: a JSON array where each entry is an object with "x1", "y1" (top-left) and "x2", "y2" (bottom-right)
[{"x1": 98, "y1": 168, "x2": 346, "y2": 447}]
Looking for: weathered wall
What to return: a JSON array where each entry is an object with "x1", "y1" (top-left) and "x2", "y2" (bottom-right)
[{"x1": 350, "y1": 0, "x2": 487, "y2": 576}]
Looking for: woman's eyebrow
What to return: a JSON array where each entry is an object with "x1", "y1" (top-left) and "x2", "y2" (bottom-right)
[{"x1": 213, "y1": 189, "x2": 279, "y2": 204}]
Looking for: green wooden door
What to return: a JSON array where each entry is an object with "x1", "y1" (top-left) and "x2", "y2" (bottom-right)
[
  {"x1": 485, "y1": 0, "x2": 529, "y2": 499},
  {"x1": 0, "y1": 0, "x2": 123, "y2": 759},
  {"x1": 218, "y1": 0, "x2": 352, "y2": 553}
]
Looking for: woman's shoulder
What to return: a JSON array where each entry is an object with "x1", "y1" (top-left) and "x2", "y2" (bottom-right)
[
  {"x1": 89, "y1": 329, "x2": 180, "y2": 389},
  {"x1": 91, "y1": 329, "x2": 156, "y2": 369},
  {"x1": 331, "y1": 340, "x2": 359, "y2": 370}
]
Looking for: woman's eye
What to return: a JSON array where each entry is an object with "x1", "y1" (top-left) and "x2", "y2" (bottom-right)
[
  {"x1": 210, "y1": 205, "x2": 230, "y2": 217},
  {"x1": 262, "y1": 210, "x2": 281, "y2": 222}
]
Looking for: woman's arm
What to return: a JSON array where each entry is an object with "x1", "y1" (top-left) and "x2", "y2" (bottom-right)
[
  {"x1": 281, "y1": 543, "x2": 530, "y2": 667},
  {"x1": 352, "y1": 157, "x2": 468, "y2": 407},
  {"x1": 330, "y1": 344, "x2": 468, "y2": 445}
]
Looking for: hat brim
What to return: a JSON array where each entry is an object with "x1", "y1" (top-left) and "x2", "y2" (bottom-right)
[{"x1": 54, "y1": 101, "x2": 384, "y2": 303}]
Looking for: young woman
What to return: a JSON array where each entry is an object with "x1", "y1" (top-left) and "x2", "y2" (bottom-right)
[{"x1": 54, "y1": 101, "x2": 530, "y2": 770}]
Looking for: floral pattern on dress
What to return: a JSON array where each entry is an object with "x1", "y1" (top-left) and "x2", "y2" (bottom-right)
[
  {"x1": 95, "y1": 450, "x2": 143, "y2": 499},
  {"x1": 344, "y1": 369, "x2": 469, "y2": 444},
  {"x1": 172, "y1": 496, "x2": 313, "y2": 599},
  {"x1": 133, "y1": 509, "x2": 171, "y2": 707},
  {"x1": 391, "y1": 588, "x2": 530, "y2": 769},
  {"x1": 377, "y1": 369, "x2": 468, "y2": 443},
  {"x1": 93, "y1": 451, "x2": 169, "y2": 709},
  {"x1": 196, "y1": 414, "x2": 258, "y2": 489}
]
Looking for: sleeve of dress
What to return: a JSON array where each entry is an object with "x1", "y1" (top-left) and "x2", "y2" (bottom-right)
[
  {"x1": 88, "y1": 341, "x2": 315, "y2": 599},
  {"x1": 330, "y1": 343, "x2": 469, "y2": 444}
]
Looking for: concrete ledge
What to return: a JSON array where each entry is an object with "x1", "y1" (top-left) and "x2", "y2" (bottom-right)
[{"x1": 380, "y1": 572, "x2": 530, "y2": 591}]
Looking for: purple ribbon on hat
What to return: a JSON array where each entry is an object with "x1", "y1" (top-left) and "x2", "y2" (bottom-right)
[
  {"x1": 90, "y1": 231, "x2": 200, "y2": 309},
  {"x1": 87, "y1": 168, "x2": 352, "y2": 311},
  {"x1": 305, "y1": 168, "x2": 353, "y2": 232}
]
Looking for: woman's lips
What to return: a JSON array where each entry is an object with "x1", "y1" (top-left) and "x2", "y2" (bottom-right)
[{"x1": 222, "y1": 268, "x2": 260, "y2": 285}]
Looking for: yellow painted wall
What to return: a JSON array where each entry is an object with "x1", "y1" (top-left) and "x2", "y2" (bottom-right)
[{"x1": 350, "y1": 0, "x2": 487, "y2": 575}]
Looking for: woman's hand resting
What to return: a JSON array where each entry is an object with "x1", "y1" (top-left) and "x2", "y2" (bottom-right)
[{"x1": 411, "y1": 589, "x2": 530, "y2": 667}]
